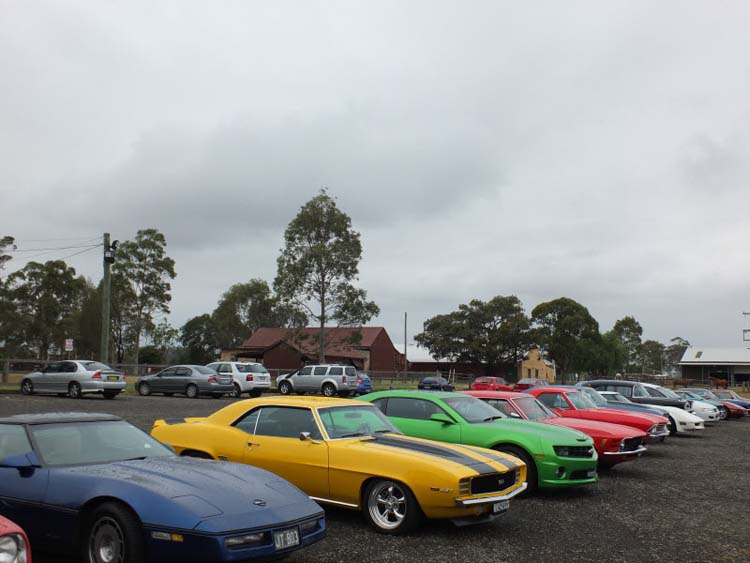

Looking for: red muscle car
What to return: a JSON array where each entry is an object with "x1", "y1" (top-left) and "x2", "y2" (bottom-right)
[
  {"x1": 470, "y1": 376, "x2": 513, "y2": 391},
  {"x1": 464, "y1": 390, "x2": 648, "y2": 467},
  {"x1": 526, "y1": 386, "x2": 670, "y2": 442},
  {"x1": 0, "y1": 515, "x2": 31, "y2": 563}
]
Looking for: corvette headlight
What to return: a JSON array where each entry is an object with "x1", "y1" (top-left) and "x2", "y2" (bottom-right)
[
  {"x1": 0, "y1": 534, "x2": 27, "y2": 563},
  {"x1": 225, "y1": 532, "x2": 266, "y2": 548}
]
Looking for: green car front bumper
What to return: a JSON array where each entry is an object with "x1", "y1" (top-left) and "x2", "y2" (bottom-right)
[{"x1": 536, "y1": 456, "x2": 598, "y2": 489}]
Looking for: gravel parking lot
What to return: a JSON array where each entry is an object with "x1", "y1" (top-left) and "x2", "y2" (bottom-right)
[{"x1": 2, "y1": 392, "x2": 749, "y2": 563}]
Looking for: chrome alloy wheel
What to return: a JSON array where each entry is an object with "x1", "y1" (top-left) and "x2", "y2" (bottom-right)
[
  {"x1": 89, "y1": 516, "x2": 125, "y2": 563},
  {"x1": 368, "y1": 481, "x2": 407, "y2": 531}
]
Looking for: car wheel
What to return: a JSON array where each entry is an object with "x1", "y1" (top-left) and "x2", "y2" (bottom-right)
[
  {"x1": 494, "y1": 444, "x2": 537, "y2": 493},
  {"x1": 103, "y1": 392, "x2": 118, "y2": 400},
  {"x1": 21, "y1": 379, "x2": 33, "y2": 395},
  {"x1": 211, "y1": 393, "x2": 224, "y2": 399},
  {"x1": 68, "y1": 381, "x2": 82, "y2": 399},
  {"x1": 668, "y1": 416, "x2": 677, "y2": 435},
  {"x1": 249, "y1": 389, "x2": 262, "y2": 398},
  {"x1": 228, "y1": 383, "x2": 242, "y2": 399},
  {"x1": 85, "y1": 502, "x2": 144, "y2": 563},
  {"x1": 278, "y1": 381, "x2": 292, "y2": 395},
  {"x1": 322, "y1": 383, "x2": 336, "y2": 397},
  {"x1": 137, "y1": 382, "x2": 151, "y2": 396},
  {"x1": 186, "y1": 384, "x2": 199, "y2": 399},
  {"x1": 363, "y1": 479, "x2": 421, "y2": 534}
]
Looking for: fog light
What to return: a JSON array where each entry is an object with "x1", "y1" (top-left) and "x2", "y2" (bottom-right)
[
  {"x1": 556, "y1": 467, "x2": 565, "y2": 478},
  {"x1": 300, "y1": 519, "x2": 318, "y2": 533},
  {"x1": 225, "y1": 532, "x2": 266, "y2": 548}
]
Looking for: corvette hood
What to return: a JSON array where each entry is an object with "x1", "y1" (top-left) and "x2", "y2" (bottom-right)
[
  {"x1": 544, "y1": 417, "x2": 645, "y2": 439},
  {"x1": 49, "y1": 456, "x2": 322, "y2": 533}
]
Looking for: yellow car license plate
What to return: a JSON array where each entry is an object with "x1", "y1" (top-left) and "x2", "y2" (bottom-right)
[
  {"x1": 492, "y1": 500, "x2": 510, "y2": 514},
  {"x1": 273, "y1": 528, "x2": 299, "y2": 550}
]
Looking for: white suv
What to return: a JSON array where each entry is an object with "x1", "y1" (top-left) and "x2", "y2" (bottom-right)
[
  {"x1": 276, "y1": 364, "x2": 357, "y2": 397},
  {"x1": 206, "y1": 362, "x2": 272, "y2": 398}
]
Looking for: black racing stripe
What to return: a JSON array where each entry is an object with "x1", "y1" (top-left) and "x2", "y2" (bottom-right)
[
  {"x1": 371, "y1": 435, "x2": 498, "y2": 475},
  {"x1": 462, "y1": 446, "x2": 519, "y2": 470},
  {"x1": 163, "y1": 418, "x2": 186, "y2": 425}
]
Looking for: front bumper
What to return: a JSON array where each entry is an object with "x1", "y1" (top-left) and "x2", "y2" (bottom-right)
[
  {"x1": 601, "y1": 445, "x2": 647, "y2": 458},
  {"x1": 454, "y1": 482, "x2": 527, "y2": 506},
  {"x1": 675, "y1": 420, "x2": 705, "y2": 432},
  {"x1": 538, "y1": 456, "x2": 598, "y2": 489}
]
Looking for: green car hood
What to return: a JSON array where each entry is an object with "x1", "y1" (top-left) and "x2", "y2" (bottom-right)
[{"x1": 478, "y1": 419, "x2": 592, "y2": 445}]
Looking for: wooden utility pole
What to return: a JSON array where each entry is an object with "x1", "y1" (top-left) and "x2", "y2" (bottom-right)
[
  {"x1": 403, "y1": 312, "x2": 407, "y2": 378},
  {"x1": 100, "y1": 233, "x2": 112, "y2": 363}
]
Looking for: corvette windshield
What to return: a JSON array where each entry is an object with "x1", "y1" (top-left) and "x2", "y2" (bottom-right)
[
  {"x1": 318, "y1": 405, "x2": 399, "y2": 439},
  {"x1": 31, "y1": 421, "x2": 173, "y2": 466},
  {"x1": 443, "y1": 396, "x2": 506, "y2": 423},
  {"x1": 513, "y1": 396, "x2": 554, "y2": 420}
]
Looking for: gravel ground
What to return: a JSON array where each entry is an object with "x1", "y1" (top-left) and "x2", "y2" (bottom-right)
[{"x1": 2, "y1": 392, "x2": 749, "y2": 563}]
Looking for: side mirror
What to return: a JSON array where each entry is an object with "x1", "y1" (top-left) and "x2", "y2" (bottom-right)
[
  {"x1": 430, "y1": 413, "x2": 455, "y2": 424},
  {"x1": 299, "y1": 432, "x2": 322, "y2": 444},
  {"x1": 508, "y1": 412, "x2": 522, "y2": 419},
  {"x1": 0, "y1": 451, "x2": 41, "y2": 469}
]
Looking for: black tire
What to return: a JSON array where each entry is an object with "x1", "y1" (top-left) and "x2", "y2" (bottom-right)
[
  {"x1": 137, "y1": 382, "x2": 151, "y2": 396},
  {"x1": 668, "y1": 416, "x2": 677, "y2": 435},
  {"x1": 363, "y1": 479, "x2": 422, "y2": 534},
  {"x1": 322, "y1": 383, "x2": 336, "y2": 397},
  {"x1": 249, "y1": 389, "x2": 263, "y2": 398},
  {"x1": 229, "y1": 383, "x2": 242, "y2": 399},
  {"x1": 211, "y1": 393, "x2": 224, "y2": 399},
  {"x1": 278, "y1": 381, "x2": 292, "y2": 395},
  {"x1": 164, "y1": 392, "x2": 173, "y2": 397},
  {"x1": 68, "y1": 381, "x2": 82, "y2": 399},
  {"x1": 103, "y1": 392, "x2": 118, "y2": 400},
  {"x1": 21, "y1": 379, "x2": 33, "y2": 395},
  {"x1": 186, "y1": 384, "x2": 199, "y2": 399},
  {"x1": 494, "y1": 444, "x2": 537, "y2": 493},
  {"x1": 180, "y1": 450, "x2": 213, "y2": 459},
  {"x1": 84, "y1": 502, "x2": 144, "y2": 563}
]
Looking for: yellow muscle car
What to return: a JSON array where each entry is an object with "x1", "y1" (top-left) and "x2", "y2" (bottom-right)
[{"x1": 151, "y1": 396, "x2": 527, "y2": 533}]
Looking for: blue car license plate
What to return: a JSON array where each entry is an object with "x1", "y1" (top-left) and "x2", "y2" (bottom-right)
[
  {"x1": 274, "y1": 528, "x2": 300, "y2": 550},
  {"x1": 492, "y1": 500, "x2": 510, "y2": 514}
]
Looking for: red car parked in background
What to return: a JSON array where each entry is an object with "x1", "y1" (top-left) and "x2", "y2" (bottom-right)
[
  {"x1": 512, "y1": 378, "x2": 550, "y2": 391},
  {"x1": 0, "y1": 515, "x2": 31, "y2": 563},
  {"x1": 526, "y1": 386, "x2": 670, "y2": 442},
  {"x1": 464, "y1": 390, "x2": 648, "y2": 467},
  {"x1": 470, "y1": 376, "x2": 513, "y2": 391}
]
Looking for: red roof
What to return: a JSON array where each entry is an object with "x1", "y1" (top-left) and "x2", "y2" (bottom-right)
[{"x1": 242, "y1": 327, "x2": 389, "y2": 359}]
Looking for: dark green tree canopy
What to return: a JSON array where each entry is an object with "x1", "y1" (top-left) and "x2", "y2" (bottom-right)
[
  {"x1": 0, "y1": 236, "x2": 15, "y2": 274},
  {"x1": 612, "y1": 316, "x2": 643, "y2": 372},
  {"x1": 181, "y1": 314, "x2": 219, "y2": 364},
  {"x1": 531, "y1": 297, "x2": 599, "y2": 376},
  {"x1": 111, "y1": 228, "x2": 176, "y2": 364},
  {"x1": 640, "y1": 339, "x2": 666, "y2": 373},
  {"x1": 274, "y1": 189, "x2": 379, "y2": 362},
  {"x1": 416, "y1": 295, "x2": 531, "y2": 374},
  {"x1": 212, "y1": 279, "x2": 305, "y2": 348}
]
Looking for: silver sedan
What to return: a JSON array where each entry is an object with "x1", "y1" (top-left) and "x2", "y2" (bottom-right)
[
  {"x1": 20, "y1": 360, "x2": 127, "y2": 399},
  {"x1": 136, "y1": 365, "x2": 234, "y2": 398}
]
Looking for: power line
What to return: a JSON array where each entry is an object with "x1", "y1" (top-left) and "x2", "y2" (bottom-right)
[
  {"x1": 10, "y1": 243, "x2": 102, "y2": 253},
  {"x1": 11, "y1": 235, "x2": 100, "y2": 244},
  {"x1": 57, "y1": 245, "x2": 101, "y2": 261}
]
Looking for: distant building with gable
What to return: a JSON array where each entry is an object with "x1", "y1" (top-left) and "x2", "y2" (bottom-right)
[{"x1": 517, "y1": 347, "x2": 556, "y2": 383}]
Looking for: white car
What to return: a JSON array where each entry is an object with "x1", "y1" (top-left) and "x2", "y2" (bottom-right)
[
  {"x1": 598, "y1": 391, "x2": 705, "y2": 434},
  {"x1": 206, "y1": 361, "x2": 272, "y2": 398},
  {"x1": 673, "y1": 392, "x2": 722, "y2": 421}
]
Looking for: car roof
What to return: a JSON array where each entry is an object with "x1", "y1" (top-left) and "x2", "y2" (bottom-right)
[
  {"x1": 0, "y1": 412, "x2": 122, "y2": 425},
  {"x1": 368, "y1": 389, "x2": 461, "y2": 399},
  {"x1": 531, "y1": 386, "x2": 581, "y2": 393},
  {"x1": 239, "y1": 396, "x2": 365, "y2": 408},
  {"x1": 464, "y1": 390, "x2": 525, "y2": 398},
  {"x1": 587, "y1": 380, "x2": 637, "y2": 386}
]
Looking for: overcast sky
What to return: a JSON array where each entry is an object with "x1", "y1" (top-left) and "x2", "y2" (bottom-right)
[{"x1": 2, "y1": 1, "x2": 749, "y2": 348}]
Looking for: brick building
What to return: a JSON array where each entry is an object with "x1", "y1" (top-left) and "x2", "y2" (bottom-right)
[{"x1": 221, "y1": 327, "x2": 405, "y2": 372}]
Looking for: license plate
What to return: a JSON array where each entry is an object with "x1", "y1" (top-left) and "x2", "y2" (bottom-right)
[
  {"x1": 107, "y1": 376, "x2": 119, "y2": 381},
  {"x1": 492, "y1": 500, "x2": 510, "y2": 514},
  {"x1": 586, "y1": 470, "x2": 597, "y2": 478},
  {"x1": 273, "y1": 528, "x2": 299, "y2": 550}
]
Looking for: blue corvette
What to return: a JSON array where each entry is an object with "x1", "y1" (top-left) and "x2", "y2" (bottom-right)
[{"x1": 0, "y1": 412, "x2": 326, "y2": 562}]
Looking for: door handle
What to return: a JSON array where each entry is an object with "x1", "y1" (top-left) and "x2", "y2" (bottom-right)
[{"x1": 247, "y1": 441, "x2": 260, "y2": 447}]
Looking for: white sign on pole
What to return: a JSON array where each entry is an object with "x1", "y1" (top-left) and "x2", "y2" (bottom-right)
[{"x1": 65, "y1": 339, "x2": 74, "y2": 352}]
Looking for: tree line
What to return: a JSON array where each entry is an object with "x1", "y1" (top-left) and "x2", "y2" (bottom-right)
[
  {"x1": 415, "y1": 296, "x2": 690, "y2": 378},
  {"x1": 0, "y1": 190, "x2": 380, "y2": 365}
]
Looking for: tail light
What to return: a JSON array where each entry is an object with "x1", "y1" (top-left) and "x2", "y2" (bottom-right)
[
  {"x1": 246, "y1": 375, "x2": 254, "y2": 382},
  {"x1": 357, "y1": 376, "x2": 362, "y2": 384},
  {"x1": 342, "y1": 375, "x2": 347, "y2": 383},
  {"x1": 208, "y1": 376, "x2": 217, "y2": 383},
  {"x1": 92, "y1": 371, "x2": 102, "y2": 380}
]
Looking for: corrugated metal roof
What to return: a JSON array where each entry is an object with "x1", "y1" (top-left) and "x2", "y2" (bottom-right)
[{"x1": 679, "y1": 347, "x2": 750, "y2": 365}]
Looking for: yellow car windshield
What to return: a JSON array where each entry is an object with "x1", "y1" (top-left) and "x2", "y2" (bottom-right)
[{"x1": 317, "y1": 405, "x2": 399, "y2": 439}]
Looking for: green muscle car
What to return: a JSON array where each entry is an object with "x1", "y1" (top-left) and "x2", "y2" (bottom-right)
[{"x1": 360, "y1": 390, "x2": 598, "y2": 491}]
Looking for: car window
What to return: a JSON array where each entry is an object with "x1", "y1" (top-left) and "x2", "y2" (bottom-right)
[
  {"x1": 81, "y1": 361, "x2": 112, "y2": 371},
  {"x1": 579, "y1": 387, "x2": 607, "y2": 407},
  {"x1": 443, "y1": 396, "x2": 503, "y2": 423},
  {"x1": 44, "y1": 362, "x2": 62, "y2": 373},
  {"x1": 174, "y1": 367, "x2": 190, "y2": 376},
  {"x1": 345, "y1": 367, "x2": 357, "y2": 376},
  {"x1": 371, "y1": 398, "x2": 388, "y2": 412},
  {"x1": 328, "y1": 367, "x2": 343, "y2": 375},
  {"x1": 385, "y1": 397, "x2": 445, "y2": 420},
  {"x1": 160, "y1": 368, "x2": 176, "y2": 377},
  {"x1": 239, "y1": 364, "x2": 269, "y2": 374},
  {"x1": 567, "y1": 392, "x2": 593, "y2": 409},
  {"x1": 632, "y1": 385, "x2": 648, "y2": 398},
  {"x1": 214, "y1": 364, "x2": 230, "y2": 374},
  {"x1": 645, "y1": 386, "x2": 664, "y2": 398},
  {"x1": 421, "y1": 378, "x2": 435, "y2": 384},
  {"x1": 318, "y1": 405, "x2": 399, "y2": 439},
  {"x1": 513, "y1": 396, "x2": 554, "y2": 420},
  {"x1": 313, "y1": 367, "x2": 328, "y2": 376},
  {"x1": 194, "y1": 366, "x2": 216, "y2": 375},
  {"x1": 484, "y1": 398, "x2": 517, "y2": 416},
  {"x1": 0, "y1": 425, "x2": 33, "y2": 459},
  {"x1": 62, "y1": 362, "x2": 78, "y2": 373},
  {"x1": 233, "y1": 409, "x2": 260, "y2": 434},
  {"x1": 253, "y1": 407, "x2": 322, "y2": 439},
  {"x1": 474, "y1": 377, "x2": 489, "y2": 384},
  {"x1": 298, "y1": 367, "x2": 312, "y2": 376},
  {"x1": 537, "y1": 392, "x2": 569, "y2": 410}
]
